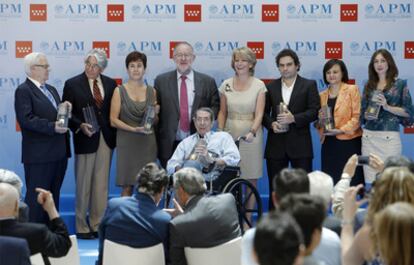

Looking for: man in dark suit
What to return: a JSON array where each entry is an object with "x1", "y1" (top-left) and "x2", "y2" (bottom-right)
[
  {"x1": 263, "y1": 49, "x2": 320, "y2": 209},
  {"x1": 62, "y1": 49, "x2": 117, "y2": 239},
  {"x1": 97, "y1": 163, "x2": 171, "y2": 265},
  {"x1": 0, "y1": 236, "x2": 31, "y2": 265},
  {"x1": 167, "y1": 167, "x2": 241, "y2": 265},
  {"x1": 0, "y1": 183, "x2": 71, "y2": 265},
  {"x1": 154, "y1": 42, "x2": 220, "y2": 168},
  {"x1": 14, "y1": 52, "x2": 70, "y2": 224}
]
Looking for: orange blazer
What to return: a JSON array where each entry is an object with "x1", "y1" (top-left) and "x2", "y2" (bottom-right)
[{"x1": 318, "y1": 83, "x2": 362, "y2": 142}]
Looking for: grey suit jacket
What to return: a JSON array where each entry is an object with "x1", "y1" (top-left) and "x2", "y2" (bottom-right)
[
  {"x1": 154, "y1": 70, "x2": 219, "y2": 161},
  {"x1": 169, "y1": 193, "x2": 241, "y2": 265}
]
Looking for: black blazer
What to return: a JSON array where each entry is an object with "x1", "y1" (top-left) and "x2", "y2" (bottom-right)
[
  {"x1": 154, "y1": 70, "x2": 219, "y2": 160},
  {"x1": 0, "y1": 236, "x2": 31, "y2": 265},
  {"x1": 62, "y1": 72, "x2": 117, "y2": 154},
  {"x1": 0, "y1": 218, "x2": 71, "y2": 265},
  {"x1": 14, "y1": 79, "x2": 70, "y2": 164},
  {"x1": 263, "y1": 75, "x2": 320, "y2": 160}
]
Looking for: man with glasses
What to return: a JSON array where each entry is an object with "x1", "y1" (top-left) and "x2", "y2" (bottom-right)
[
  {"x1": 62, "y1": 49, "x2": 117, "y2": 239},
  {"x1": 154, "y1": 42, "x2": 220, "y2": 168},
  {"x1": 14, "y1": 52, "x2": 70, "y2": 224}
]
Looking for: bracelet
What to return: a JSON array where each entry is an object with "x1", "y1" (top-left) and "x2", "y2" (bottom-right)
[
  {"x1": 341, "y1": 219, "x2": 354, "y2": 227},
  {"x1": 249, "y1": 128, "x2": 256, "y2": 137}
]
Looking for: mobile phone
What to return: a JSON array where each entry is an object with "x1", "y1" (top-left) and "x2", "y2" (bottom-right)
[{"x1": 357, "y1": 156, "x2": 370, "y2": 166}]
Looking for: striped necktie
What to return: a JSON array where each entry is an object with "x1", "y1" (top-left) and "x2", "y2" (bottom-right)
[{"x1": 40, "y1": 84, "x2": 57, "y2": 109}]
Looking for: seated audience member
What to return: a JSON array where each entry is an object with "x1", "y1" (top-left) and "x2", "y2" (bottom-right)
[
  {"x1": 0, "y1": 169, "x2": 29, "y2": 222},
  {"x1": 166, "y1": 107, "x2": 240, "y2": 177},
  {"x1": 0, "y1": 236, "x2": 31, "y2": 265},
  {"x1": 280, "y1": 194, "x2": 326, "y2": 265},
  {"x1": 341, "y1": 167, "x2": 414, "y2": 265},
  {"x1": 372, "y1": 202, "x2": 414, "y2": 265},
  {"x1": 254, "y1": 211, "x2": 305, "y2": 265},
  {"x1": 0, "y1": 183, "x2": 71, "y2": 265},
  {"x1": 168, "y1": 167, "x2": 241, "y2": 265},
  {"x1": 97, "y1": 163, "x2": 171, "y2": 265}
]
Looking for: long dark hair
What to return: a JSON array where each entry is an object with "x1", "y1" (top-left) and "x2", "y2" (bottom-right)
[{"x1": 363, "y1": 49, "x2": 398, "y2": 100}]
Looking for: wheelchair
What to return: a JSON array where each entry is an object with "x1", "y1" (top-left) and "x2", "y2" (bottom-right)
[{"x1": 166, "y1": 136, "x2": 263, "y2": 234}]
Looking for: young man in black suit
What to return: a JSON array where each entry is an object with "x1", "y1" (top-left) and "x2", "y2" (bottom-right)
[{"x1": 263, "y1": 49, "x2": 320, "y2": 209}]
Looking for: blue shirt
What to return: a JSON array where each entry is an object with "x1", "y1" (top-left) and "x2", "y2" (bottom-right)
[{"x1": 361, "y1": 79, "x2": 414, "y2": 131}]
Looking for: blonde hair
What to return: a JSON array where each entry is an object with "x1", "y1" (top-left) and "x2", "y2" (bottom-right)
[
  {"x1": 372, "y1": 202, "x2": 414, "y2": 265},
  {"x1": 231, "y1": 47, "x2": 256, "y2": 75}
]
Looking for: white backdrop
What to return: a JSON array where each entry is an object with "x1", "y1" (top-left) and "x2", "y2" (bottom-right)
[{"x1": 0, "y1": 0, "x2": 413, "y2": 195}]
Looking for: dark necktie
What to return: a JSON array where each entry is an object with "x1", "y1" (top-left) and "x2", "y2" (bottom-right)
[
  {"x1": 93, "y1": 79, "x2": 103, "y2": 109},
  {"x1": 179, "y1": 75, "x2": 190, "y2": 132}
]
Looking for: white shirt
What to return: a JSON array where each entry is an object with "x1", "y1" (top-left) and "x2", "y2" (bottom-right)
[
  {"x1": 281, "y1": 76, "x2": 297, "y2": 105},
  {"x1": 88, "y1": 76, "x2": 105, "y2": 99},
  {"x1": 176, "y1": 70, "x2": 195, "y2": 140}
]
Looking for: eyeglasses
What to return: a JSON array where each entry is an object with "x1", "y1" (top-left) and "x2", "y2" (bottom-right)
[
  {"x1": 85, "y1": 62, "x2": 100, "y2": 70},
  {"x1": 174, "y1": 53, "x2": 193, "y2": 59},
  {"x1": 34, "y1": 64, "x2": 50, "y2": 70}
]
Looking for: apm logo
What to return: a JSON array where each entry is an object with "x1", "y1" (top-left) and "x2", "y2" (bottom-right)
[
  {"x1": 0, "y1": 41, "x2": 7, "y2": 54},
  {"x1": 30, "y1": 4, "x2": 47, "y2": 21},
  {"x1": 15, "y1": 41, "x2": 32, "y2": 58},
  {"x1": 131, "y1": 4, "x2": 176, "y2": 19},
  {"x1": 38, "y1": 41, "x2": 85, "y2": 56},
  {"x1": 325, "y1": 42, "x2": 342, "y2": 59},
  {"x1": 0, "y1": 3, "x2": 22, "y2": 18},
  {"x1": 271, "y1": 41, "x2": 318, "y2": 56},
  {"x1": 54, "y1": 4, "x2": 99, "y2": 19},
  {"x1": 107, "y1": 4, "x2": 124, "y2": 22},
  {"x1": 287, "y1": 4, "x2": 332, "y2": 20},
  {"x1": 0, "y1": 77, "x2": 21, "y2": 90},
  {"x1": 350, "y1": 41, "x2": 396, "y2": 56},
  {"x1": 117, "y1": 41, "x2": 162, "y2": 56},
  {"x1": 193, "y1": 41, "x2": 239, "y2": 57},
  {"x1": 365, "y1": 3, "x2": 411, "y2": 19},
  {"x1": 209, "y1": 4, "x2": 254, "y2": 19},
  {"x1": 92, "y1": 41, "x2": 110, "y2": 58}
]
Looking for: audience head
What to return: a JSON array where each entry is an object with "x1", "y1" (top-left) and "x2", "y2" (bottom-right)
[
  {"x1": 254, "y1": 211, "x2": 304, "y2": 265},
  {"x1": 173, "y1": 41, "x2": 195, "y2": 75},
  {"x1": 173, "y1": 167, "x2": 206, "y2": 205},
  {"x1": 0, "y1": 183, "x2": 19, "y2": 218},
  {"x1": 383, "y1": 155, "x2": 414, "y2": 173},
  {"x1": 272, "y1": 168, "x2": 309, "y2": 206},
  {"x1": 24, "y1": 52, "x2": 49, "y2": 83},
  {"x1": 125, "y1": 51, "x2": 147, "y2": 69},
  {"x1": 308, "y1": 170, "x2": 334, "y2": 208},
  {"x1": 322, "y1": 59, "x2": 349, "y2": 85},
  {"x1": 231, "y1": 47, "x2": 257, "y2": 76},
  {"x1": 193, "y1": 107, "x2": 214, "y2": 137},
  {"x1": 279, "y1": 194, "x2": 326, "y2": 253},
  {"x1": 0, "y1": 169, "x2": 23, "y2": 197},
  {"x1": 275, "y1": 49, "x2": 301, "y2": 79},
  {"x1": 372, "y1": 202, "x2": 414, "y2": 265},
  {"x1": 136, "y1": 163, "x2": 169, "y2": 197},
  {"x1": 84, "y1": 48, "x2": 107, "y2": 80},
  {"x1": 367, "y1": 167, "x2": 414, "y2": 224}
]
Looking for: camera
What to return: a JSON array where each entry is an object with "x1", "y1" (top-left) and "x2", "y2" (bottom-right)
[{"x1": 357, "y1": 156, "x2": 370, "y2": 166}]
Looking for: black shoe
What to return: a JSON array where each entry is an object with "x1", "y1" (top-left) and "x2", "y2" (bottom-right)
[
  {"x1": 76, "y1": 232, "x2": 94, "y2": 240},
  {"x1": 92, "y1": 231, "x2": 99, "y2": 238}
]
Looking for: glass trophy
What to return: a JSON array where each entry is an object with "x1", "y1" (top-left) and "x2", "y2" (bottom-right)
[
  {"x1": 56, "y1": 102, "x2": 71, "y2": 128},
  {"x1": 141, "y1": 105, "x2": 155, "y2": 133},
  {"x1": 365, "y1": 90, "x2": 382, "y2": 120},
  {"x1": 320, "y1": 105, "x2": 335, "y2": 132},
  {"x1": 276, "y1": 102, "x2": 289, "y2": 133},
  {"x1": 82, "y1": 105, "x2": 99, "y2": 134}
]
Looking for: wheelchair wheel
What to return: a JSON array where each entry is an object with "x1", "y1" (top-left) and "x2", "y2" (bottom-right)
[{"x1": 222, "y1": 178, "x2": 263, "y2": 234}]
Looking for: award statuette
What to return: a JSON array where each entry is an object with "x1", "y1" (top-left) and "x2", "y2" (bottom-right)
[
  {"x1": 56, "y1": 102, "x2": 71, "y2": 128},
  {"x1": 82, "y1": 105, "x2": 100, "y2": 134},
  {"x1": 364, "y1": 90, "x2": 382, "y2": 120},
  {"x1": 276, "y1": 102, "x2": 289, "y2": 133},
  {"x1": 320, "y1": 105, "x2": 335, "y2": 132},
  {"x1": 142, "y1": 105, "x2": 155, "y2": 133}
]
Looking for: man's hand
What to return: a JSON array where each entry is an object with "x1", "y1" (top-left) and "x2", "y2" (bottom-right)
[
  {"x1": 80, "y1": 123, "x2": 94, "y2": 137},
  {"x1": 163, "y1": 198, "x2": 184, "y2": 218},
  {"x1": 54, "y1": 122, "x2": 68, "y2": 134},
  {"x1": 277, "y1": 110, "x2": 295, "y2": 125},
  {"x1": 343, "y1": 184, "x2": 367, "y2": 222},
  {"x1": 36, "y1": 188, "x2": 59, "y2": 220},
  {"x1": 343, "y1": 154, "x2": 358, "y2": 178},
  {"x1": 369, "y1": 153, "x2": 384, "y2": 173},
  {"x1": 271, "y1": 121, "x2": 285, "y2": 133}
]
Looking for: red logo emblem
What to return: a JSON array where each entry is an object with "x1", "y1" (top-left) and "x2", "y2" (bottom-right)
[
  {"x1": 16, "y1": 120, "x2": 21, "y2": 132},
  {"x1": 247, "y1": 42, "x2": 264, "y2": 60},
  {"x1": 92, "y1": 41, "x2": 110, "y2": 58},
  {"x1": 261, "y1": 79, "x2": 276, "y2": 85},
  {"x1": 107, "y1": 4, "x2": 124, "y2": 22},
  {"x1": 169, "y1": 41, "x2": 183, "y2": 59},
  {"x1": 404, "y1": 41, "x2": 414, "y2": 59},
  {"x1": 347, "y1": 79, "x2": 356, "y2": 85},
  {"x1": 114, "y1": 78, "x2": 123, "y2": 86},
  {"x1": 30, "y1": 4, "x2": 47, "y2": 21},
  {"x1": 340, "y1": 4, "x2": 358, "y2": 22},
  {"x1": 184, "y1": 4, "x2": 202, "y2": 22},
  {"x1": 262, "y1": 4, "x2": 279, "y2": 22},
  {"x1": 404, "y1": 125, "x2": 414, "y2": 134},
  {"x1": 325, "y1": 42, "x2": 343, "y2": 59},
  {"x1": 15, "y1": 41, "x2": 32, "y2": 58}
]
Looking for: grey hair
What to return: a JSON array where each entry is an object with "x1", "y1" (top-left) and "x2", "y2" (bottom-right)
[
  {"x1": 136, "y1": 163, "x2": 169, "y2": 196},
  {"x1": 84, "y1": 48, "x2": 108, "y2": 70},
  {"x1": 193, "y1": 107, "x2": 215, "y2": 122},
  {"x1": 0, "y1": 183, "x2": 19, "y2": 215},
  {"x1": 173, "y1": 41, "x2": 194, "y2": 56},
  {"x1": 24, "y1": 52, "x2": 46, "y2": 76},
  {"x1": 0, "y1": 169, "x2": 23, "y2": 196},
  {"x1": 308, "y1": 170, "x2": 333, "y2": 207},
  {"x1": 173, "y1": 168, "x2": 206, "y2": 196}
]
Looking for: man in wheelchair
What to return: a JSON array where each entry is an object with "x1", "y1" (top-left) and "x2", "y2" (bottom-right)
[{"x1": 166, "y1": 107, "x2": 240, "y2": 185}]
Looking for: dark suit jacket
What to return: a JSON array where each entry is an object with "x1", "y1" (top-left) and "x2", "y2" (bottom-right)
[
  {"x1": 97, "y1": 192, "x2": 171, "y2": 265},
  {"x1": 169, "y1": 194, "x2": 241, "y2": 265},
  {"x1": 62, "y1": 72, "x2": 117, "y2": 154},
  {"x1": 0, "y1": 217, "x2": 71, "y2": 265},
  {"x1": 0, "y1": 236, "x2": 31, "y2": 265},
  {"x1": 263, "y1": 75, "x2": 320, "y2": 160},
  {"x1": 154, "y1": 70, "x2": 219, "y2": 161},
  {"x1": 14, "y1": 79, "x2": 70, "y2": 163}
]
